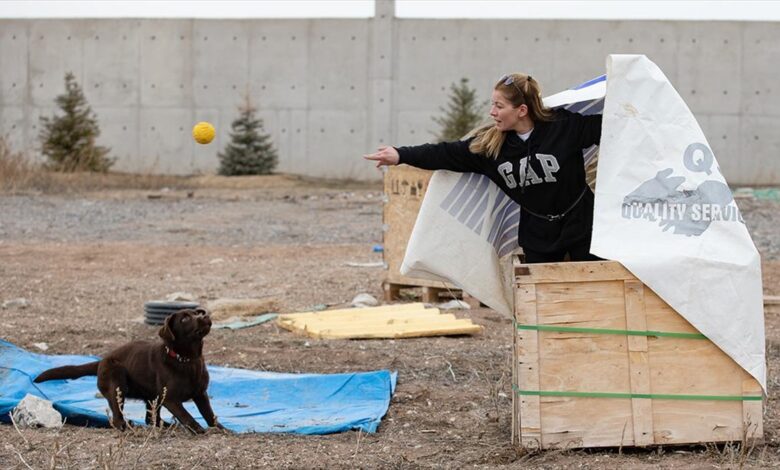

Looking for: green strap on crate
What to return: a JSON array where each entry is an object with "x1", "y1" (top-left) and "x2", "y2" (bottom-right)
[
  {"x1": 511, "y1": 324, "x2": 760, "y2": 402},
  {"x1": 512, "y1": 385, "x2": 761, "y2": 401},
  {"x1": 515, "y1": 323, "x2": 707, "y2": 340}
]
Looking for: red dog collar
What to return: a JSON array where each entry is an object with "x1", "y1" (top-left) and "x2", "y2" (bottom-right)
[{"x1": 165, "y1": 346, "x2": 191, "y2": 363}]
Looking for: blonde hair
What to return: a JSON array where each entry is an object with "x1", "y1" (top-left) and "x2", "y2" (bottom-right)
[{"x1": 468, "y1": 73, "x2": 553, "y2": 159}]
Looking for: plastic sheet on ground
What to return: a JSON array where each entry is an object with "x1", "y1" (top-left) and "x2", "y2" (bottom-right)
[{"x1": 0, "y1": 339, "x2": 396, "y2": 434}]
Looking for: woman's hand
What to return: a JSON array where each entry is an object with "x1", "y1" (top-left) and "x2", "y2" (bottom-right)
[{"x1": 363, "y1": 146, "x2": 400, "y2": 168}]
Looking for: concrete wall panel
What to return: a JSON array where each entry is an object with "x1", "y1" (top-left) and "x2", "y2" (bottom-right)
[
  {"x1": 139, "y1": 108, "x2": 193, "y2": 174},
  {"x1": 396, "y1": 20, "x2": 465, "y2": 111},
  {"x1": 139, "y1": 20, "x2": 193, "y2": 108},
  {"x1": 550, "y1": 21, "x2": 680, "y2": 91},
  {"x1": 676, "y1": 21, "x2": 742, "y2": 115},
  {"x1": 192, "y1": 20, "x2": 250, "y2": 109},
  {"x1": 740, "y1": 116, "x2": 780, "y2": 185},
  {"x1": 248, "y1": 21, "x2": 309, "y2": 110},
  {"x1": 0, "y1": 107, "x2": 28, "y2": 153},
  {"x1": 699, "y1": 114, "x2": 741, "y2": 183},
  {"x1": 82, "y1": 20, "x2": 141, "y2": 107},
  {"x1": 0, "y1": 21, "x2": 29, "y2": 106},
  {"x1": 95, "y1": 107, "x2": 139, "y2": 173},
  {"x1": 741, "y1": 23, "x2": 780, "y2": 116},
  {"x1": 29, "y1": 21, "x2": 85, "y2": 107},
  {"x1": 370, "y1": 78, "x2": 393, "y2": 146},
  {"x1": 483, "y1": 21, "x2": 557, "y2": 87},
  {"x1": 273, "y1": 109, "x2": 308, "y2": 174},
  {"x1": 307, "y1": 20, "x2": 370, "y2": 110},
  {"x1": 307, "y1": 110, "x2": 369, "y2": 179},
  {"x1": 28, "y1": 107, "x2": 57, "y2": 164},
  {"x1": 0, "y1": 16, "x2": 778, "y2": 183},
  {"x1": 396, "y1": 110, "x2": 439, "y2": 146}
]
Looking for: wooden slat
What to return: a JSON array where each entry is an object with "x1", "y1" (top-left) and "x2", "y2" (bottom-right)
[
  {"x1": 282, "y1": 309, "x2": 441, "y2": 325},
  {"x1": 624, "y1": 280, "x2": 654, "y2": 446},
  {"x1": 310, "y1": 321, "x2": 483, "y2": 339},
  {"x1": 642, "y1": 289, "x2": 700, "y2": 334},
  {"x1": 514, "y1": 260, "x2": 635, "y2": 285},
  {"x1": 764, "y1": 295, "x2": 780, "y2": 305},
  {"x1": 742, "y1": 378, "x2": 764, "y2": 441},
  {"x1": 287, "y1": 314, "x2": 460, "y2": 329},
  {"x1": 652, "y1": 400, "x2": 745, "y2": 444},
  {"x1": 515, "y1": 283, "x2": 542, "y2": 448},
  {"x1": 512, "y1": 310, "x2": 519, "y2": 445},
  {"x1": 538, "y1": 397, "x2": 634, "y2": 448},
  {"x1": 535, "y1": 281, "x2": 626, "y2": 327},
  {"x1": 277, "y1": 303, "x2": 426, "y2": 321}
]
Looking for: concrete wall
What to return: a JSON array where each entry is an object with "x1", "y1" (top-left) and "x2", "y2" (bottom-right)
[{"x1": 1, "y1": 5, "x2": 778, "y2": 183}]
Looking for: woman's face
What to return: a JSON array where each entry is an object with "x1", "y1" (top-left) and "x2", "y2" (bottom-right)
[{"x1": 489, "y1": 90, "x2": 527, "y2": 132}]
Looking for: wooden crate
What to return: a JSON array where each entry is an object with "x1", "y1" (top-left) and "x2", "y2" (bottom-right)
[
  {"x1": 512, "y1": 259, "x2": 763, "y2": 449},
  {"x1": 382, "y1": 165, "x2": 459, "y2": 302}
]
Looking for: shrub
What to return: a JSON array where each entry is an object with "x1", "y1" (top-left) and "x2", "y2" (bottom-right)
[
  {"x1": 432, "y1": 78, "x2": 484, "y2": 142},
  {"x1": 218, "y1": 95, "x2": 278, "y2": 176},
  {"x1": 39, "y1": 72, "x2": 113, "y2": 172}
]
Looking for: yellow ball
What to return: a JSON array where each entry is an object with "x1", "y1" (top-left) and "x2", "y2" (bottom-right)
[{"x1": 192, "y1": 121, "x2": 215, "y2": 144}]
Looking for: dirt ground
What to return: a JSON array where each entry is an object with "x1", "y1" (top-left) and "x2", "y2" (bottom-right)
[{"x1": 0, "y1": 174, "x2": 779, "y2": 469}]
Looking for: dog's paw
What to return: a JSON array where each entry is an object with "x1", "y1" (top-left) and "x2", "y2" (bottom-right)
[
  {"x1": 206, "y1": 425, "x2": 231, "y2": 435},
  {"x1": 213, "y1": 423, "x2": 232, "y2": 434},
  {"x1": 186, "y1": 424, "x2": 207, "y2": 434},
  {"x1": 110, "y1": 418, "x2": 128, "y2": 431}
]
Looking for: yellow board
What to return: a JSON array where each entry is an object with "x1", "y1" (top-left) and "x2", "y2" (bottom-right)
[{"x1": 276, "y1": 303, "x2": 483, "y2": 339}]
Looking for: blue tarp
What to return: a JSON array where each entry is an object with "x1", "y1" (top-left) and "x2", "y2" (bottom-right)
[{"x1": 0, "y1": 339, "x2": 396, "y2": 434}]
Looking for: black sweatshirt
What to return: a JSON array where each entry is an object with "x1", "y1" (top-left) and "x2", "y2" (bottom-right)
[{"x1": 396, "y1": 110, "x2": 602, "y2": 254}]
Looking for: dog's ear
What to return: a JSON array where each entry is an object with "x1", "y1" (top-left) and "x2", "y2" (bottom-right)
[
  {"x1": 159, "y1": 314, "x2": 176, "y2": 342},
  {"x1": 194, "y1": 307, "x2": 209, "y2": 316}
]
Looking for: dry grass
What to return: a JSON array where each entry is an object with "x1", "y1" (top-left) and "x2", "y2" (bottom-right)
[
  {"x1": 0, "y1": 137, "x2": 378, "y2": 194},
  {"x1": 0, "y1": 136, "x2": 45, "y2": 192}
]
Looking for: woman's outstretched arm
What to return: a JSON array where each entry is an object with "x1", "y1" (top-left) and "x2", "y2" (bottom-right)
[{"x1": 364, "y1": 140, "x2": 485, "y2": 174}]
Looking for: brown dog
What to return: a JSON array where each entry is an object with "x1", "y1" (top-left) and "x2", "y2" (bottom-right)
[{"x1": 35, "y1": 308, "x2": 224, "y2": 433}]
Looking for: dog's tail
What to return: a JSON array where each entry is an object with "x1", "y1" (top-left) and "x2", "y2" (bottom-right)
[{"x1": 34, "y1": 361, "x2": 100, "y2": 383}]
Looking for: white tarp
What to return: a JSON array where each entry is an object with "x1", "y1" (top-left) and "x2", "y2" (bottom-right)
[
  {"x1": 591, "y1": 54, "x2": 765, "y2": 390},
  {"x1": 401, "y1": 54, "x2": 765, "y2": 391}
]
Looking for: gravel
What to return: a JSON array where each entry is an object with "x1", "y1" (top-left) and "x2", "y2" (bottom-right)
[{"x1": 0, "y1": 189, "x2": 776, "y2": 258}]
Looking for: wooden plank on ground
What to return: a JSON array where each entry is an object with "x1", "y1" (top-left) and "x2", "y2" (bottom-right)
[{"x1": 276, "y1": 303, "x2": 482, "y2": 339}]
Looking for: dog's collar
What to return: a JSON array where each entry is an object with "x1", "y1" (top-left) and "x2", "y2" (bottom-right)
[{"x1": 165, "y1": 346, "x2": 191, "y2": 363}]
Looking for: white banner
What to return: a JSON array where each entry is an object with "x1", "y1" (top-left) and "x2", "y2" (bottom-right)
[{"x1": 591, "y1": 54, "x2": 765, "y2": 390}]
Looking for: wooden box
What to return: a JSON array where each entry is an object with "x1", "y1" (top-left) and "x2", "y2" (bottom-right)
[
  {"x1": 382, "y1": 165, "x2": 458, "y2": 301},
  {"x1": 512, "y1": 259, "x2": 763, "y2": 449}
]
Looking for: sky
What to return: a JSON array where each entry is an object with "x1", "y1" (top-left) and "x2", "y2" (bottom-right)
[{"x1": 1, "y1": 0, "x2": 779, "y2": 21}]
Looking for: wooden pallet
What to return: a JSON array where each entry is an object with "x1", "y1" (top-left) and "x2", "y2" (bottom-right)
[{"x1": 382, "y1": 280, "x2": 463, "y2": 303}]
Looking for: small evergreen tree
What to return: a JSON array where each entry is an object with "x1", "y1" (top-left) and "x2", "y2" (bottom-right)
[
  {"x1": 432, "y1": 78, "x2": 484, "y2": 142},
  {"x1": 39, "y1": 72, "x2": 113, "y2": 172},
  {"x1": 218, "y1": 95, "x2": 278, "y2": 176}
]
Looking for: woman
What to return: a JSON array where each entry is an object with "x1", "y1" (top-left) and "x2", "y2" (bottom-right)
[{"x1": 364, "y1": 73, "x2": 602, "y2": 263}]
